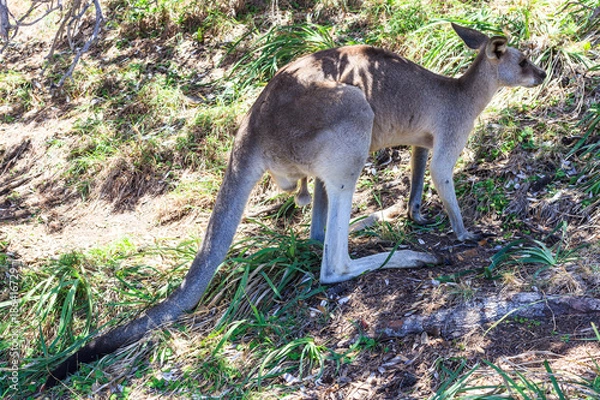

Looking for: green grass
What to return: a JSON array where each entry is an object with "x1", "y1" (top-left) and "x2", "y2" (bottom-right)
[
  {"x1": 61, "y1": 62, "x2": 245, "y2": 204},
  {"x1": 0, "y1": 71, "x2": 34, "y2": 122},
  {"x1": 0, "y1": 225, "x2": 388, "y2": 397},
  {"x1": 1, "y1": 0, "x2": 599, "y2": 398},
  {"x1": 432, "y1": 354, "x2": 600, "y2": 400},
  {"x1": 569, "y1": 102, "x2": 600, "y2": 204},
  {"x1": 226, "y1": 23, "x2": 341, "y2": 95}
]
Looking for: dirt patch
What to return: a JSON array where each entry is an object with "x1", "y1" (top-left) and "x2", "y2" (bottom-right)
[
  {"x1": 294, "y1": 240, "x2": 600, "y2": 399},
  {"x1": 0, "y1": 120, "x2": 200, "y2": 261}
]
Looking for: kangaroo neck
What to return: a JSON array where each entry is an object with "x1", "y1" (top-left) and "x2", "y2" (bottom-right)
[{"x1": 457, "y1": 50, "x2": 500, "y2": 117}]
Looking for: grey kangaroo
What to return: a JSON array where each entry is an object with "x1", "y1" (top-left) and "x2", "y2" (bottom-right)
[{"x1": 44, "y1": 24, "x2": 545, "y2": 388}]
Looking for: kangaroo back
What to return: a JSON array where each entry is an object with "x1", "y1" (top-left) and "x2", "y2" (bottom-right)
[{"x1": 44, "y1": 132, "x2": 265, "y2": 388}]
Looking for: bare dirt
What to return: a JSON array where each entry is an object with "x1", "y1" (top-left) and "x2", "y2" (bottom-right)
[
  {"x1": 0, "y1": 119, "x2": 199, "y2": 260},
  {"x1": 1, "y1": 12, "x2": 599, "y2": 398},
  {"x1": 3, "y1": 121, "x2": 598, "y2": 398}
]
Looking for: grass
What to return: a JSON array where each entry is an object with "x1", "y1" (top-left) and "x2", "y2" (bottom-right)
[
  {"x1": 1, "y1": 0, "x2": 599, "y2": 398},
  {"x1": 432, "y1": 353, "x2": 600, "y2": 399},
  {"x1": 60, "y1": 61, "x2": 245, "y2": 205},
  {"x1": 226, "y1": 23, "x2": 341, "y2": 95},
  {"x1": 0, "y1": 71, "x2": 34, "y2": 122},
  {"x1": 569, "y1": 102, "x2": 600, "y2": 204},
  {"x1": 0, "y1": 231, "x2": 332, "y2": 397},
  {"x1": 436, "y1": 222, "x2": 583, "y2": 283}
]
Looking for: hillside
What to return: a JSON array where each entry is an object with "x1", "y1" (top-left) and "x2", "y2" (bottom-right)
[{"x1": 1, "y1": 0, "x2": 599, "y2": 398}]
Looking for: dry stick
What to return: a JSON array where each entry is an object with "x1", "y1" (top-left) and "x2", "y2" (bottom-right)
[
  {"x1": 67, "y1": 0, "x2": 90, "y2": 49},
  {"x1": 0, "y1": 0, "x2": 9, "y2": 40},
  {"x1": 381, "y1": 293, "x2": 600, "y2": 340},
  {"x1": 16, "y1": 1, "x2": 63, "y2": 27},
  {"x1": 0, "y1": 0, "x2": 64, "y2": 51},
  {"x1": 54, "y1": 0, "x2": 102, "y2": 88},
  {"x1": 45, "y1": 0, "x2": 77, "y2": 65},
  {"x1": 0, "y1": 1, "x2": 102, "y2": 87}
]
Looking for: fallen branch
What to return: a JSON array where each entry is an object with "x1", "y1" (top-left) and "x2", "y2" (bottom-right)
[
  {"x1": 0, "y1": 0, "x2": 104, "y2": 88},
  {"x1": 54, "y1": 0, "x2": 103, "y2": 87},
  {"x1": 381, "y1": 292, "x2": 600, "y2": 339}
]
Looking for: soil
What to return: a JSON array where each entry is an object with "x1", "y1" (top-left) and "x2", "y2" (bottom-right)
[
  {"x1": 1, "y1": 12, "x2": 599, "y2": 398},
  {"x1": 298, "y1": 256, "x2": 600, "y2": 399},
  {"x1": 0, "y1": 119, "x2": 199, "y2": 259},
  {"x1": 2, "y1": 122, "x2": 598, "y2": 398}
]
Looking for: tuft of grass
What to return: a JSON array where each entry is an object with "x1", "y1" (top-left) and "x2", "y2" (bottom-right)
[
  {"x1": 0, "y1": 238, "x2": 185, "y2": 392},
  {"x1": 227, "y1": 23, "x2": 340, "y2": 94},
  {"x1": 431, "y1": 359, "x2": 481, "y2": 400},
  {"x1": 569, "y1": 102, "x2": 600, "y2": 204},
  {"x1": 361, "y1": 0, "x2": 431, "y2": 46},
  {"x1": 432, "y1": 350, "x2": 600, "y2": 400},
  {"x1": 203, "y1": 227, "x2": 323, "y2": 327},
  {"x1": 485, "y1": 223, "x2": 580, "y2": 281},
  {"x1": 0, "y1": 71, "x2": 34, "y2": 121},
  {"x1": 17, "y1": 252, "x2": 95, "y2": 352},
  {"x1": 257, "y1": 336, "x2": 328, "y2": 385},
  {"x1": 402, "y1": 12, "x2": 503, "y2": 75}
]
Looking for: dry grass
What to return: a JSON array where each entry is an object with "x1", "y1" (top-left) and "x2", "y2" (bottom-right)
[{"x1": 0, "y1": 0, "x2": 599, "y2": 398}]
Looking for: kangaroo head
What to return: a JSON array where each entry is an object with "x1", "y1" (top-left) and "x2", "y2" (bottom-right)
[{"x1": 452, "y1": 23, "x2": 547, "y2": 88}]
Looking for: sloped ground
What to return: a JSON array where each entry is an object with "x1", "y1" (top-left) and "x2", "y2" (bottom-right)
[
  {"x1": 0, "y1": 118, "x2": 204, "y2": 260},
  {"x1": 2, "y1": 109, "x2": 598, "y2": 399},
  {"x1": 1, "y1": 1, "x2": 599, "y2": 398}
]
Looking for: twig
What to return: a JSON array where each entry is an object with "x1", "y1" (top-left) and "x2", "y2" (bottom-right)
[
  {"x1": 0, "y1": 0, "x2": 103, "y2": 88},
  {"x1": 54, "y1": 0, "x2": 103, "y2": 88},
  {"x1": 0, "y1": 0, "x2": 9, "y2": 40},
  {"x1": 16, "y1": 1, "x2": 63, "y2": 27}
]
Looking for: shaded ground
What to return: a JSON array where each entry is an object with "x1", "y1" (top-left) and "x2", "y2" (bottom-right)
[
  {"x1": 298, "y1": 255, "x2": 599, "y2": 398},
  {"x1": 1, "y1": 5, "x2": 599, "y2": 397},
  {"x1": 3, "y1": 121, "x2": 598, "y2": 398}
]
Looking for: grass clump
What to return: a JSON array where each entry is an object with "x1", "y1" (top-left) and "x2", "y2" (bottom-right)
[
  {"x1": 432, "y1": 354, "x2": 600, "y2": 400},
  {"x1": 0, "y1": 71, "x2": 34, "y2": 122},
  {"x1": 204, "y1": 228, "x2": 323, "y2": 327},
  {"x1": 369, "y1": 0, "x2": 429, "y2": 38},
  {"x1": 0, "y1": 238, "x2": 187, "y2": 392},
  {"x1": 569, "y1": 102, "x2": 600, "y2": 205},
  {"x1": 227, "y1": 23, "x2": 340, "y2": 94}
]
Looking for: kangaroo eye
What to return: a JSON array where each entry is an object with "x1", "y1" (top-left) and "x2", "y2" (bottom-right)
[{"x1": 519, "y1": 59, "x2": 528, "y2": 68}]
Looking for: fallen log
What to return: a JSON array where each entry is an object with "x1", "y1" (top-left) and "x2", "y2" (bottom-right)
[{"x1": 381, "y1": 292, "x2": 600, "y2": 339}]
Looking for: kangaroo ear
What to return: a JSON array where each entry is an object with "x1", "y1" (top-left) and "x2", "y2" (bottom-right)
[
  {"x1": 452, "y1": 23, "x2": 489, "y2": 49},
  {"x1": 485, "y1": 36, "x2": 508, "y2": 59}
]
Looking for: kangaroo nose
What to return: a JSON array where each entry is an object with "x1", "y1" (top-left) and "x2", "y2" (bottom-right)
[{"x1": 540, "y1": 70, "x2": 547, "y2": 79}]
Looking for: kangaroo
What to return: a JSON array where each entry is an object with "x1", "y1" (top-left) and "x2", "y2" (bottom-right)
[{"x1": 44, "y1": 24, "x2": 545, "y2": 388}]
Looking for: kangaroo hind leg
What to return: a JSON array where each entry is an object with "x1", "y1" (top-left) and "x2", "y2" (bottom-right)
[
  {"x1": 408, "y1": 146, "x2": 434, "y2": 225},
  {"x1": 319, "y1": 169, "x2": 439, "y2": 285},
  {"x1": 312, "y1": 109, "x2": 438, "y2": 284}
]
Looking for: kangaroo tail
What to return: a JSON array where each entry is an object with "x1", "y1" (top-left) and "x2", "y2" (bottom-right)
[{"x1": 44, "y1": 140, "x2": 265, "y2": 389}]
